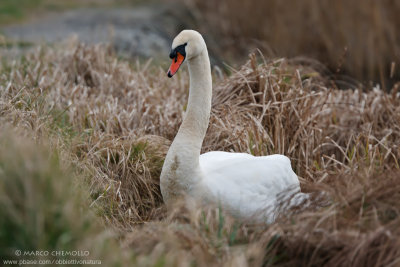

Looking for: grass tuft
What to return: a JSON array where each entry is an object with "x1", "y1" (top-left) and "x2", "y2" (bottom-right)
[{"x1": 0, "y1": 131, "x2": 129, "y2": 265}]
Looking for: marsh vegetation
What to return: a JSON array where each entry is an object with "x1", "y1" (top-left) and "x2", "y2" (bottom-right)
[{"x1": 1, "y1": 0, "x2": 400, "y2": 266}]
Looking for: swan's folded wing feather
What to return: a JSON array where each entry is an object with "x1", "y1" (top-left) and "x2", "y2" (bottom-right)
[
  {"x1": 199, "y1": 151, "x2": 300, "y2": 221},
  {"x1": 199, "y1": 151, "x2": 298, "y2": 187}
]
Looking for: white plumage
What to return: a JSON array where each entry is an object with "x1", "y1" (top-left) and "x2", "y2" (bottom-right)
[
  {"x1": 200, "y1": 152, "x2": 302, "y2": 222},
  {"x1": 160, "y1": 30, "x2": 306, "y2": 223}
]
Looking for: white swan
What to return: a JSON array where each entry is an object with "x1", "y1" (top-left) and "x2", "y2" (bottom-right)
[{"x1": 161, "y1": 30, "x2": 307, "y2": 223}]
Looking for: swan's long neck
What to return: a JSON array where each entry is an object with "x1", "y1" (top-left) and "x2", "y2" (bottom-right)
[
  {"x1": 160, "y1": 44, "x2": 212, "y2": 203},
  {"x1": 175, "y1": 49, "x2": 212, "y2": 157},
  {"x1": 162, "y1": 47, "x2": 212, "y2": 194}
]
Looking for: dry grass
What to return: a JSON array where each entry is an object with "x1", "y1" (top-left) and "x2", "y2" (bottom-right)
[
  {"x1": 0, "y1": 130, "x2": 132, "y2": 265},
  {"x1": 188, "y1": 0, "x2": 400, "y2": 87},
  {"x1": 0, "y1": 40, "x2": 399, "y2": 266}
]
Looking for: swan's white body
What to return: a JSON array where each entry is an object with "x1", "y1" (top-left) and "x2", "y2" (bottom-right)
[{"x1": 161, "y1": 30, "x2": 305, "y2": 223}]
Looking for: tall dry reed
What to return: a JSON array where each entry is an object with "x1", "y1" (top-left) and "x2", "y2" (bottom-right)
[{"x1": 189, "y1": 0, "x2": 400, "y2": 87}]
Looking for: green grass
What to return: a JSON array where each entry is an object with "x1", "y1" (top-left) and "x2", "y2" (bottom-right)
[
  {"x1": 0, "y1": 0, "x2": 43, "y2": 25},
  {"x1": 0, "y1": 40, "x2": 34, "y2": 49}
]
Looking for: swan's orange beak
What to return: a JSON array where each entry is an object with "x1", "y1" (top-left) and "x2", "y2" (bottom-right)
[{"x1": 167, "y1": 52, "x2": 185, "y2": 78}]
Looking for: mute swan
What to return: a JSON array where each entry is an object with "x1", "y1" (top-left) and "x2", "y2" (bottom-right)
[{"x1": 161, "y1": 30, "x2": 307, "y2": 223}]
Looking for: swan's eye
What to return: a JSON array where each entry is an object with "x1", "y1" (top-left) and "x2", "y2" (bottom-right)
[
  {"x1": 175, "y1": 44, "x2": 187, "y2": 57},
  {"x1": 169, "y1": 43, "x2": 187, "y2": 59}
]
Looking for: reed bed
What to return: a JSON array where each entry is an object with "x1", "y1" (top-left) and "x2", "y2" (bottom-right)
[
  {"x1": 188, "y1": 0, "x2": 400, "y2": 86},
  {"x1": 0, "y1": 41, "x2": 399, "y2": 266}
]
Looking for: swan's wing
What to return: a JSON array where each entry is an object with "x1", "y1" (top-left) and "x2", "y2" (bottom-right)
[
  {"x1": 199, "y1": 151, "x2": 300, "y2": 222},
  {"x1": 199, "y1": 151, "x2": 254, "y2": 170},
  {"x1": 200, "y1": 151, "x2": 299, "y2": 188}
]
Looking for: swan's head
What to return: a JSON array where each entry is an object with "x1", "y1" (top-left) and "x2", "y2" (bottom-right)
[{"x1": 167, "y1": 30, "x2": 206, "y2": 78}]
